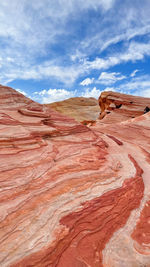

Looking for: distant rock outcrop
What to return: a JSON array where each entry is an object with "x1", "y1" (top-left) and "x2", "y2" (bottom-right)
[
  {"x1": 99, "y1": 91, "x2": 150, "y2": 123},
  {"x1": 0, "y1": 85, "x2": 150, "y2": 267},
  {"x1": 46, "y1": 96, "x2": 100, "y2": 122}
]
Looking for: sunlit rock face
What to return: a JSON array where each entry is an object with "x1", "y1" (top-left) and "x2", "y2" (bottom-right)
[
  {"x1": 0, "y1": 85, "x2": 150, "y2": 267},
  {"x1": 99, "y1": 91, "x2": 150, "y2": 123},
  {"x1": 46, "y1": 97, "x2": 100, "y2": 123}
]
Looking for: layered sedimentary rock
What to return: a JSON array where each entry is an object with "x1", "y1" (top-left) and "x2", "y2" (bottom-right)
[
  {"x1": 46, "y1": 97, "x2": 99, "y2": 122},
  {"x1": 99, "y1": 91, "x2": 150, "y2": 123},
  {"x1": 0, "y1": 85, "x2": 150, "y2": 267}
]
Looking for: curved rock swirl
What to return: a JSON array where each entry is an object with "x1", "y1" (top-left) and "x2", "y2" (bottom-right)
[{"x1": 0, "y1": 86, "x2": 150, "y2": 266}]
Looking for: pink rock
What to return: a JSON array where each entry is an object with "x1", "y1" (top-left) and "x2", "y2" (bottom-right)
[{"x1": 0, "y1": 85, "x2": 150, "y2": 267}]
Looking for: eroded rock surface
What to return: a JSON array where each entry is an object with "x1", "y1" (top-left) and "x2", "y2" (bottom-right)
[
  {"x1": 0, "y1": 85, "x2": 150, "y2": 267},
  {"x1": 99, "y1": 91, "x2": 150, "y2": 123}
]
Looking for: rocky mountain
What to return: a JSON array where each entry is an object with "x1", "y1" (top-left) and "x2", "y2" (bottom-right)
[{"x1": 0, "y1": 85, "x2": 150, "y2": 267}]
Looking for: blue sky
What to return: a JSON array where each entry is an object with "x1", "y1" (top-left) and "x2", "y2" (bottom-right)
[{"x1": 0, "y1": 0, "x2": 150, "y2": 103}]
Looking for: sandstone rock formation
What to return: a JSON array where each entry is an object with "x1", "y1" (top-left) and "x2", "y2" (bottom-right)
[
  {"x1": 0, "y1": 85, "x2": 150, "y2": 267},
  {"x1": 46, "y1": 97, "x2": 99, "y2": 122},
  {"x1": 99, "y1": 90, "x2": 150, "y2": 123}
]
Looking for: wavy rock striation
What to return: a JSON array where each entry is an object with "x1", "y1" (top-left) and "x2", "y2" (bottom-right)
[{"x1": 0, "y1": 85, "x2": 150, "y2": 266}]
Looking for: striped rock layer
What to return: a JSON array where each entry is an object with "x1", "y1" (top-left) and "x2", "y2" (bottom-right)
[
  {"x1": 99, "y1": 90, "x2": 150, "y2": 123},
  {"x1": 0, "y1": 85, "x2": 150, "y2": 267}
]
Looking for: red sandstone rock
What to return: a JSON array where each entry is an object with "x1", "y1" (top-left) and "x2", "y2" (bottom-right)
[
  {"x1": 99, "y1": 91, "x2": 150, "y2": 123},
  {"x1": 132, "y1": 199, "x2": 150, "y2": 255},
  {"x1": 0, "y1": 85, "x2": 150, "y2": 267}
]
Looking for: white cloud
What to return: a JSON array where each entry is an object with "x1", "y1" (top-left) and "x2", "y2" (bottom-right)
[
  {"x1": 18, "y1": 73, "x2": 150, "y2": 105},
  {"x1": 16, "y1": 89, "x2": 27, "y2": 96},
  {"x1": 0, "y1": 40, "x2": 149, "y2": 87},
  {"x1": 76, "y1": 0, "x2": 150, "y2": 60},
  {"x1": 119, "y1": 42, "x2": 150, "y2": 62},
  {"x1": 33, "y1": 88, "x2": 76, "y2": 103},
  {"x1": 98, "y1": 72, "x2": 126, "y2": 85},
  {"x1": 33, "y1": 86, "x2": 103, "y2": 103},
  {"x1": 104, "y1": 74, "x2": 150, "y2": 98},
  {"x1": 0, "y1": 61, "x2": 84, "y2": 86},
  {"x1": 70, "y1": 50, "x2": 86, "y2": 62},
  {"x1": 100, "y1": 25, "x2": 150, "y2": 52},
  {"x1": 81, "y1": 87, "x2": 102, "y2": 98},
  {"x1": 34, "y1": 90, "x2": 47, "y2": 96},
  {"x1": 0, "y1": 0, "x2": 114, "y2": 86},
  {"x1": 0, "y1": 0, "x2": 150, "y2": 89},
  {"x1": 83, "y1": 41, "x2": 150, "y2": 72},
  {"x1": 119, "y1": 76, "x2": 150, "y2": 92},
  {"x1": 139, "y1": 89, "x2": 150, "y2": 98},
  {"x1": 130, "y1": 69, "x2": 139, "y2": 77},
  {"x1": 0, "y1": 0, "x2": 114, "y2": 47},
  {"x1": 80, "y1": 77, "x2": 94, "y2": 86}
]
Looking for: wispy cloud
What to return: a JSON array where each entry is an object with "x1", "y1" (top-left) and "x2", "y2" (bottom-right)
[
  {"x1": 83, "y1": 41, "x2": 150, "y2": 72},
  {"x1": 1, "y1": 40, "x2": 150, "y2": 87},
  {"x1": 0, "y1": 0, "x2": 150, "y2": 101},
  {"x1": 119, "y1": 75, "x2": 150, "y2": 95},
  {"x1": 0, "y1": 60, "x2": 84, "y2": 85},
  {"x1": 80, "y1": 78, "x2": 94, "y2": 86},
  {"x1": 75, "y1": 0, "x2": 150, "y2": 58},
  {"x1": 0, "y1": 0, "x2": 115, "y2": 53},
  {"x1": 130, "y1": 69, "x2": 139, "y2": 77},
  {"x1": 98, "y1": 72, "x2": 126, "y2": 85},
  {"x1": 100, "y1": 25, "x2": 150, "y2": 52},
  {"x1": 103, "y1": 75, "x2": 150, "y2": 97}
]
